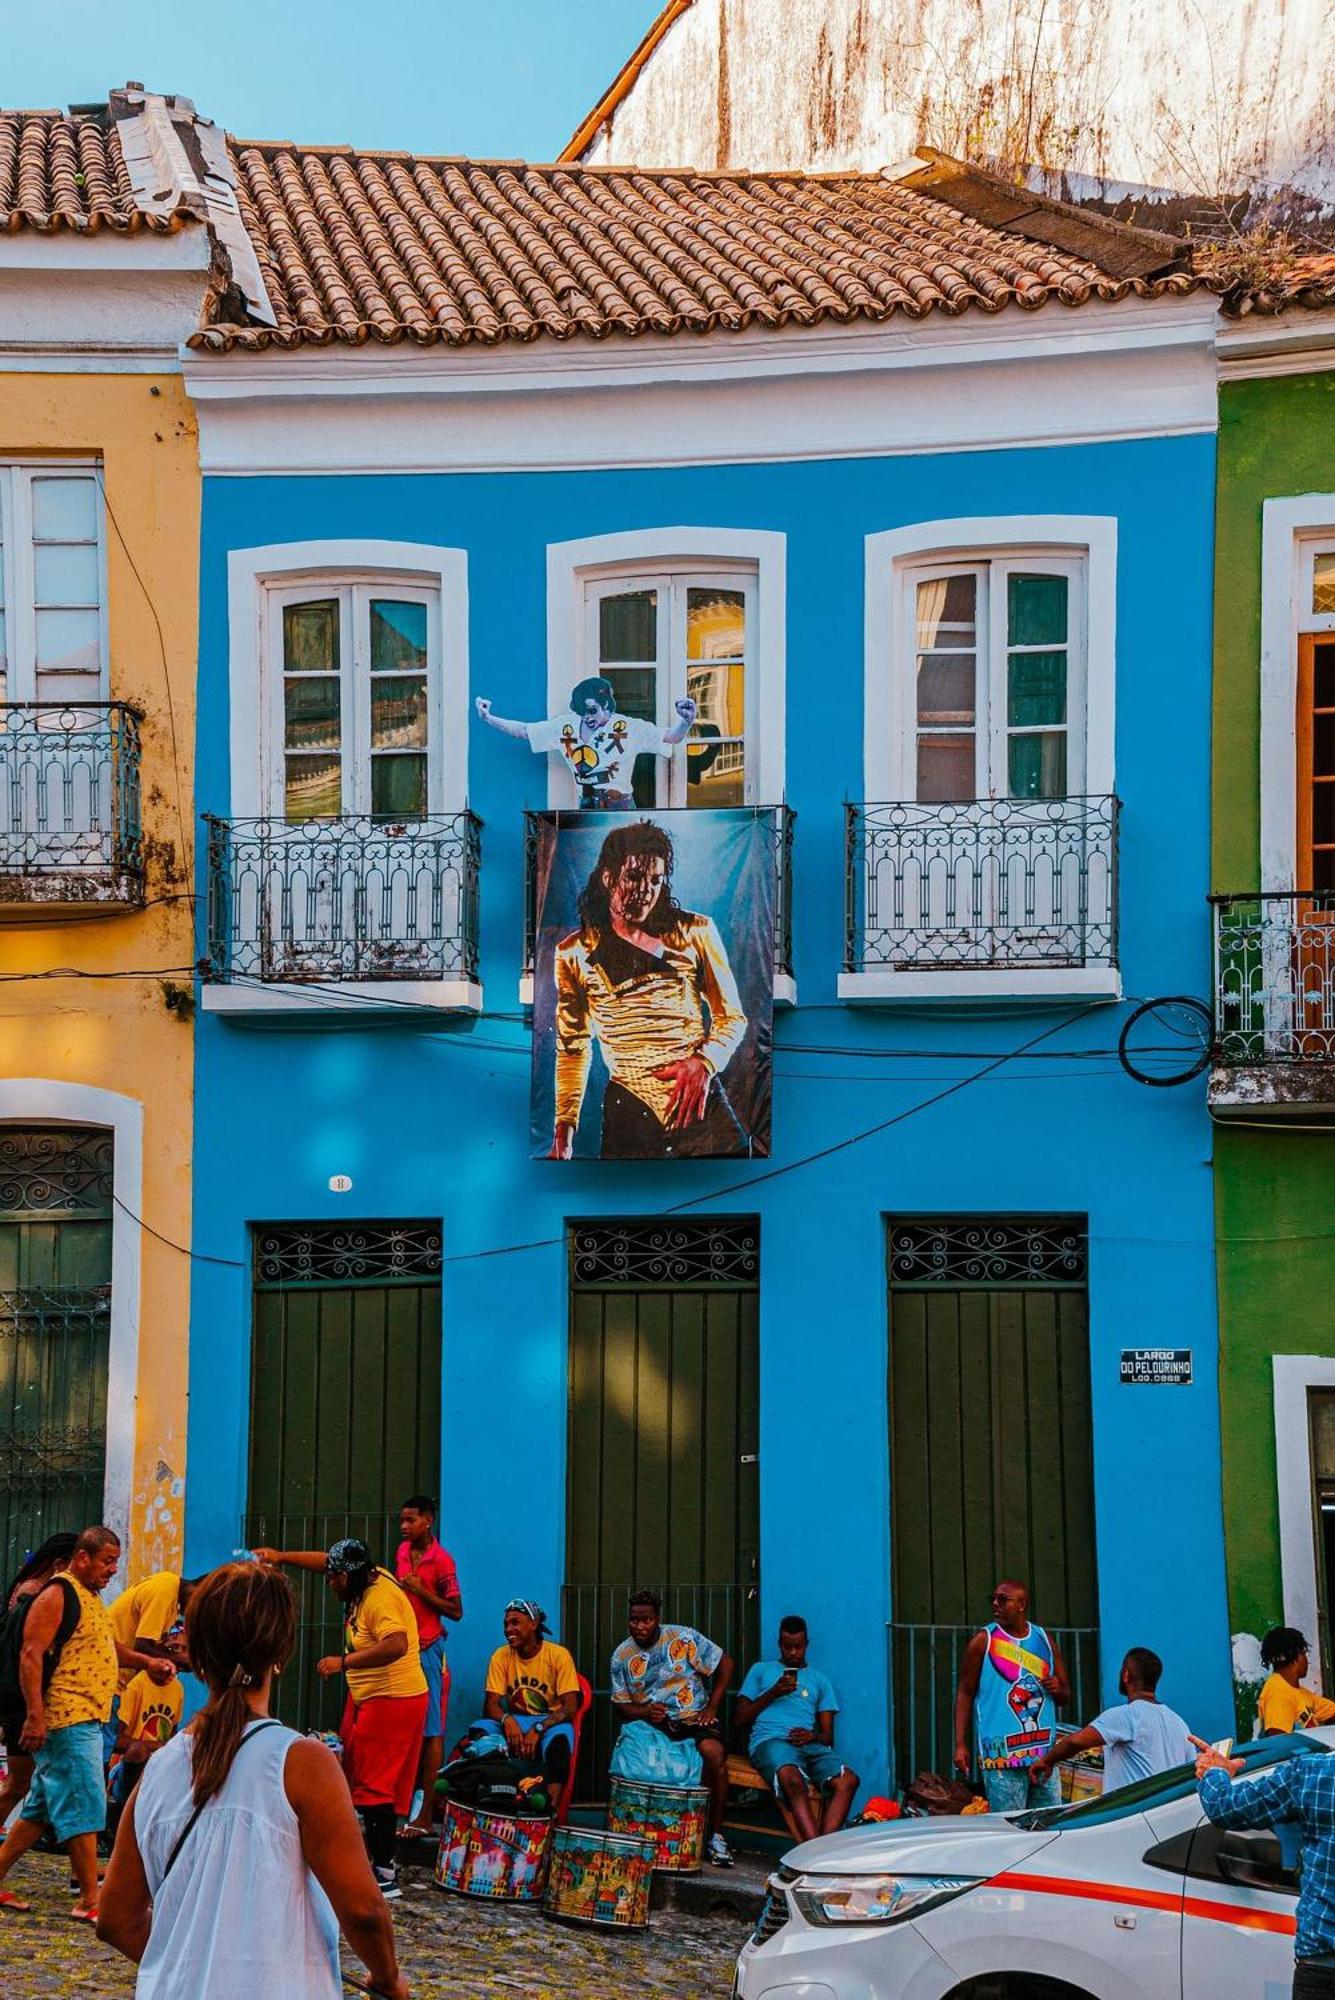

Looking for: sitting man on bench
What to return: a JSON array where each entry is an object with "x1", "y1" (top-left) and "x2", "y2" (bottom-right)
[
  {"x1": 480, "y1": 1600, "x2": 580, "y2": 1812},
  {"x1": 735, "y1": 1615, "x2": 858, "y2": 1841}
]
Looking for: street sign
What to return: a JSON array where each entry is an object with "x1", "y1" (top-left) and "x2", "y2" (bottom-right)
[{"x1": 1120, "y1": 1347, "x2": 1192, "y2": 1386}]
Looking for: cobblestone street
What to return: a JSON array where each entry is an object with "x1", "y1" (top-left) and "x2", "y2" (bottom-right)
[{"x1": 0, "y1": 1853, "x2": 749, "y2": 1999}]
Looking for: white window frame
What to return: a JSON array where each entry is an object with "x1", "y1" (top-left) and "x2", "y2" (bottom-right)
[
  {"x1": 262, "y1": 577, "x2": 444, "y2": 820},
  {"x1": 0, "y1": 459, "x2": 109, "y2": 703},
  {"x1": 863, "y1": 516, "x2": 1115, "y2": 805},
  {"x1": 1260, "y1": 498, "x2": 1335, "y2": 890},
  {"x1": 895, "y1": 553, "x2": 1087, "y2": 803},
  {"x1": 1274, "y1": 1355, "x2": 1335, "y2": 1691},
  {"x1": 226, "y1": 541, "x2": 469, "y2": 821},
  {"x1": 546, "y1": 528, "x2": 786, "y2": 809}
]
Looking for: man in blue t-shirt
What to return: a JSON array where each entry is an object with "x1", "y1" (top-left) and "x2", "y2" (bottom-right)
[{"x1": 735, "y1": 1616, "x2": 859, "y2": 1840}]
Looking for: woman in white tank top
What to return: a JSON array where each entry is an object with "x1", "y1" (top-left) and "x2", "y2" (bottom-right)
[{"x1": 96, "y1": 1562, "x2": 409, "y2": 2000}]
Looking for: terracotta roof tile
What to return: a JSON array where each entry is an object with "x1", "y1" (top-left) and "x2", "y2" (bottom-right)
[
  {"x1": 0, "y1": 109, "x2": 189, "y2": 232},
  {"x1": 193, "y1": 145, "x2": 1201, "y2": 353}
]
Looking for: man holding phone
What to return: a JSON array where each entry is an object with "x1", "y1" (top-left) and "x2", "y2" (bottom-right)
[
  {"x1": 735, "y1": 1616, "x2": 859, "y2": 1841},
  {"x1": 1195, "y1": 1735, "x2": 1335, "y2": 1997}
]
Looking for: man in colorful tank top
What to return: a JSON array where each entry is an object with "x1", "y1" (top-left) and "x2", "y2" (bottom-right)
[
  {"x1": 953, "y1": 1579, "x2": 1070, "y2": 1813},
  {"x1": 0, "y1": 1525, "x2": 121, "y2": 1922}
]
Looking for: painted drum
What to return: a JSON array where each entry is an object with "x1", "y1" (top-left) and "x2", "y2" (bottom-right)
[
  {"x1": 542, "y1": 1824, "x2": 655, "y2": 1928},
  {"x1": 606, "y1": 1777, "x2": 709, "y2": 1872},
  {"x1": 433, "y1": 1796, "x2": 554, "y2": 1903}
]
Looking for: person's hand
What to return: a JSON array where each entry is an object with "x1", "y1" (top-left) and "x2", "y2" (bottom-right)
[
  {"x1": 251, "y1": 1547, "x2": 282, "y2": 1566},
  {"x1": 653, "y1": 1056, "x2": 711, "y2": 1129},
  {"x1": 399, "y1": 1574, "x2": 421, "y2": 1598},
  {"x1": 125, "y1": 1740, "x2": 152, "y2": 1767},
  {"x1": 698, "y1": 1706, "x2": 719, "y2": 1729},
  {"x1": 316, "y1": 1654, "x2": 345, "y2": 1680},
  {"x1": 502, "y1": 1716, "x2": 524, "y2": 1756},
  {"x1": 19, "y1": 1714, "x2": 46, "y2": 1753},
  {"x1": 775, "y1": 1670, "x2": 798, "y2": 1694},
  {"x1": 953, "y1": 1740, "x2": 971, "y2": 1775},
  {"x1": 787, "y1": 1727, "x2": 816, "y2": 1747},
  {"x1": 475, "y1": 697, "x2": 493, "y2": 720},
  {"x1": 520, "y1": 1728, "x2": 541, "y2": 1760},
  {"x1": 1030, "y1": 1754, "x2": 1054, "y2": 1782},
  {"x1": 674, "y1": 697, "x2": 698, "y2": 725},
  {"x1": 644, "y1": 1702, "x2": 669, "y2": 1725},
  {"x1": 359, "y1": 1974, "x2": 411, "y2": 2000},
  {"x1": 1040, "y1": 1673, "x2": 1062, "y2": 1695},
  {"x1": 548, "y1": 1122, "x2": 575, "y2": 1161},
  {"x1": 1188, "y1": 1734, "x2": 1244, "y2": 1780},
  {"x1": 144, "y1": 1656, "x2": 177, "y2": 1686}
]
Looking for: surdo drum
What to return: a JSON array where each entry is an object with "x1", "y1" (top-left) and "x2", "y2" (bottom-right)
[
  {"x1": 605, "y1": 1777, "x2": 708, "y2": 1872},
  {"x1": 433, "y1": 1797, "x2": 553, "y2": 1902},
  {"x1": 542, "y1": 1824, "x2": 655, "y2": 1928}
]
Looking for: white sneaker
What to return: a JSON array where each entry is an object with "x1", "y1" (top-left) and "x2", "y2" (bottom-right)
[
  {"x1": 373, "y1": 1863, "x2": 402, "y2": 1901},
  {"x1": 707, "y1": 1833, "x2": 735, "y2": 1868}
]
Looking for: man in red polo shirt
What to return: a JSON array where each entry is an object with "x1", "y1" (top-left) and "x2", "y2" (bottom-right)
[{"x1": 395, "y1": 1495, "x2": 462, "y2": 1836}]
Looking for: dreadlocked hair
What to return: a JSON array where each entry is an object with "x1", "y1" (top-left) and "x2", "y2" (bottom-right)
[{"x1": 186, "y1": 1563, "x2": 296, "y2": 1808}]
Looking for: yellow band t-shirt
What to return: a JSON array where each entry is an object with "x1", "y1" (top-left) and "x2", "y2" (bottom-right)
[
  {"x1": 485, "y1": 1639, "x2": 580, "y2": 1717},
  {"x1": 117, "y1": 1670, "x2": 184, "y2": 1748},
  {"x1": 45, "y1": 1578, "x2": 118, "y2": 1731},
  {"x1": 1258, "y1": 1672, "x2": 1335, "y2": 1734},
  {"x1": 344, "y1": 1571, "x2": 426, "y2": 1704},
  {"x1": 107, "y1": 1571, "x2": 182, "y2": 1692}
]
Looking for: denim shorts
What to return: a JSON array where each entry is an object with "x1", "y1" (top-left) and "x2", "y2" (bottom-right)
[
  {"x1": 21, "y1": 1720, "x2": 107, "y2": 1842},
  {"x1": 751, "y1": 1738, "x2": 847, "y2": 1793},
  {"x1": 982, "y1": 1763, "x2": 1061, "y2": 1814},
  {"x1": 421, "y1": 1635, "x2": 449, "y2": 1738}
]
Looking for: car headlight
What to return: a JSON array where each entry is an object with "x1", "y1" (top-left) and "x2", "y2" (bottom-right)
[{"x1": 790, "y1": 1873, "x2": 982, "y2": 1927}]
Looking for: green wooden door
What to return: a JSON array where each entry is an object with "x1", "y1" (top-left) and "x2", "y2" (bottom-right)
[
  {"x1": 888, "y1": 1218, "x2": 1099, "y2": 1783},
  {"x1": 244, "y1": 1222, "x2": 442, "y2": 1732},
  {"x1": 0, "y1": 1127, "x2": 112, "y2": 1583},
  {"x1": 563, "y1": 1219, "x2": 760, "y2": 1795}
]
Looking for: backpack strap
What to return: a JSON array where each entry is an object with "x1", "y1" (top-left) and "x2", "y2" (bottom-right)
[{"x1": 160, "y1": 1719, "x2": 286, "y2": 1885}]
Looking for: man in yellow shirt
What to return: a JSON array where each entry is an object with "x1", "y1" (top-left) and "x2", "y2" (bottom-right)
[
  {"x1": 1257, "y1": 1626, "x2": 1335, "y2": 1734},
  {"x1": 105, "y1": 1624, "x2": 189, "y2": 1840},
  {"x1": 480, "y1": 1600, "x2": 582, "y2": 1809},
  {"x1": 0, "y1": 1526, "x2": 120, "y2": 1922},
  {"x1": 255, "y1": 1537, "x2": 426, "y2": 1900}
]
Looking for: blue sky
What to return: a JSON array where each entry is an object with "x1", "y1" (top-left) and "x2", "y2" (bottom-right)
[{"x1": 0, "y1": 0, "x2": 664, "y2": 160}]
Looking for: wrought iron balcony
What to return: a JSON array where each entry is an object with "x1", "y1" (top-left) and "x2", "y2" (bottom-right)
[
  {"x1": 1211, "y1": 893, "x2": 1335, "y2": 1111},
  {"x1": 521, "y1": 803, "x2": 796, "y2": 986},
  {"x1": 843, "y1": 796, "x2": 1119, "y2": 987},
  {"x1": 0, "y1": 703, "x2": 143, "y2": 908},
  {"x1": 202, "y1": 813, "x2": 482, "y2": 1000}
]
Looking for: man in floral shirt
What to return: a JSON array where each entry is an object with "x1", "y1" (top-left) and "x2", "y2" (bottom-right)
[{"x1": 610, "y1": 1588, "x2": 734, "y2": 1866}]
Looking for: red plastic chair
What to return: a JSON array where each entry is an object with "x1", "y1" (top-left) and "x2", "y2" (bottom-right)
[{"x1": 556, "y1": 1674, "x2": 595, "y2": 1827}]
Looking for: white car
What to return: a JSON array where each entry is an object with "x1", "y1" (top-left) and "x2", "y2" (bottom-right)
[{"x1": 734, "y1": 1730, "x2": 1324, "y2": 1999}]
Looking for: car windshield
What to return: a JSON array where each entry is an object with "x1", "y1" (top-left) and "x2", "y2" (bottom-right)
[{"x1": 1012, "y1": 1732, "x2": 1329, "y2": 1831}]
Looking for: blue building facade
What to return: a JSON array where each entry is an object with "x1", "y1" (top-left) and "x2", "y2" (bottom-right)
[{"x1": 181, "y1": 164, "x2": 1235, "y2": 1793}]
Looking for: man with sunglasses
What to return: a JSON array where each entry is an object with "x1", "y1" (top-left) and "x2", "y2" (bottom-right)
[
  {"x1": 476, "y1": 678, "x2": 696, "y2": 809},
  {"x1": 953, "y1": 1580, "x2": 1070, "y2": 1812}
]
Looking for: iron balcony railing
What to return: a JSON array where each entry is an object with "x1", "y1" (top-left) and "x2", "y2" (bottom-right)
[
  {"x1": 889, "y1": 1620, "x2": 1102, "y2": 1787},
  {"x1": 0, "y1": 702, "x2": 143, "y2": 905},
  {"x1": 203, "y1": 812, "x2": 482, "y2": 987},
  {"x1": 1212, "y1": 891, "x2": 1335, "y2": 1064},
  {"x1": 845, "y1": 796, "x2": 1119, "y2": 974},
  {"x1": 523, "y1": 804, "x2": 795, "y2": 982}
]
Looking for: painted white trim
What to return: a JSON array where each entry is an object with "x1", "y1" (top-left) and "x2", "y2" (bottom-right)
[
  {"x1": 1260, "y1": 496, "x2": 1335, "y2": 889},
  {"x1": 225, "y1": 539, "x2": 470, "y2": 819},
  {"x1": 201, "y1": 979, "x2": 483, "y2": 1016},
  {"x1": 862, "y1": 516, "x2": 1117, "y2": 804},
  {"x1": 1218, "y1": 311, "x2": 1335, "y2": 382},
  {"x1": 837, "y1": 967, "x2": 1122, "y2": 1003},
  {"x1": 0, "y1": 234, "x2": 210, "y2": 272},
  {"x1": 187, "y1": 301, "x2": 1219, "y2": 478},
  {"x1": 0, "y1": 1081, "x2": 143, "y2": 1588},
  {"x1": 1274, "y1": 1354, "x2": 1335, "y2": 1684},
  {"x1": 544, "y1": 527, "x2": 786, "y2": 810}
]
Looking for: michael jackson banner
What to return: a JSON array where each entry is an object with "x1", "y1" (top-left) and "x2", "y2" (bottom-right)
[{"x1": 530, "y1": 809, "x2": 775, "y2": 1161}]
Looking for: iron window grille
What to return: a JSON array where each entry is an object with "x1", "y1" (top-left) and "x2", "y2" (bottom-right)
[
  {"x1": 0, "y1": 704, "x2": 143, "y2": 905},
  {"x1": 888, "y1": 1216, "x2": 1088, "y2": 1288},
  {"x1": 0, "y1": 1126, "x2": 114, "y2": 1217},
  {"x1": 1212, "y1": 891, "x2": 1335, "y2": 1064},
  {"x1": 253, "y1": 1221, "x2": 443, "y2": 1288},
  {"x1": 570, "y1": 1218, "x2": 759, "y2": 1289}
]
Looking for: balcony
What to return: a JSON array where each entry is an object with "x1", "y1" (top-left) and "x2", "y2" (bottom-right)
[
  {"x1": 840, "y1": 795, "x2": 1120, "y2": 1002},
  {"x1": 1210, "y1": 892, "x2": 1335, "y2": 1118},
  {"x1": 0, "y1": 703, "x2": 143, "y2": 912},
  {"x1": 519, "y1": 804, "x2": 796, "y2": 1008},
  {"x1": 201, "y1": 812, "x2": 483, "y2": 1016}
]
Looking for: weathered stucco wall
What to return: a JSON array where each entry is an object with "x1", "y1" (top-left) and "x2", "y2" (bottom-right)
[
  {"x1": 582, "y1": 0, "x2": 1335, "y2": 223},
  {"x1": 0, "y1": 372, "x2": 198, "y2": 1582}
]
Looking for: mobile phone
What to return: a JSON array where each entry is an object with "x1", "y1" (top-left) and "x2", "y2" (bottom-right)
[{"x1": 1211, "y1": 1737, "x2": 1234, "y2": 1757}]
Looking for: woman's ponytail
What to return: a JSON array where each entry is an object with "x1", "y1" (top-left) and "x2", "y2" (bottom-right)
[{"x1": 185, "y1": 1564, "x2": 297, "y2": 1807}]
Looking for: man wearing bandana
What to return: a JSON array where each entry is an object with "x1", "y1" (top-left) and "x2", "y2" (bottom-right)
[
  {"x1": 476, "y1": 678, "x2": 697, "y2": 809},
  {"x1": 480, "y1": 1601, "x2": 581, "y2": 1808}
]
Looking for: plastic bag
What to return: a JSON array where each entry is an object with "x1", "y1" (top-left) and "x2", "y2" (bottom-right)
[{"x1": 610, "y1": 1720, "x2": 703, "y2": 1786}]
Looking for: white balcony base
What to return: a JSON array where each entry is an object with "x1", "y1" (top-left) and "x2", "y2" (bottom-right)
[
  {"x1": 838, "y1": 965, "x2": 1122, "y2": 1005},
  {"x1": 517, "y1": 970, "x2": 797, "y2": 1009},
  {"x1": 1209, "y1": 1062, "x2": 1335, "y2": 1121},
  {"x1": 203, "y1": 978, "x2": 484, "y2": 1017}
]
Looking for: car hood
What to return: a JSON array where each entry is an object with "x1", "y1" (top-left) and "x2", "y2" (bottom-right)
[{"x1": 784, "y1": 1812, "x2": 1059, "y2": 1877}]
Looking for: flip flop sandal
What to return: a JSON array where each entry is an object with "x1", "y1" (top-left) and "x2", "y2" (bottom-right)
[
  {"x1": 68, "y1": 1905, "x2": 98, "y2": 1925},
  {"x1": 0, "y1": 1891, "x2": 32, "y2": 1912}
]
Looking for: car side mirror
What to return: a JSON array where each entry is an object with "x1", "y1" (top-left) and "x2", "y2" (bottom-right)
[{"x1": 1217, "y1": 1830, "x2": 1295, "y2": 1891}]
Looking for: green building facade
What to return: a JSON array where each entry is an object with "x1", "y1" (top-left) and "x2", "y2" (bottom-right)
[{"x1": 1210, "y1": 351, "x2": 1335, "y2": 1732}]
